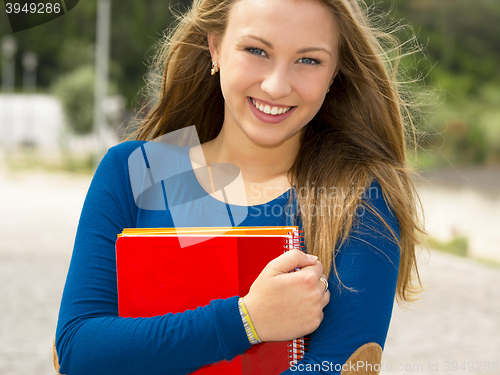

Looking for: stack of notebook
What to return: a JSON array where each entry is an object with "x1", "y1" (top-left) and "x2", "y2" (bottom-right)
[{"x1": 115, "y1": 226, "x2": 306, "y2": 374}]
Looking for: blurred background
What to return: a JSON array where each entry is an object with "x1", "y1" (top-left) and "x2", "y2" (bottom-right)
[{"x1": 0, "y1": 0, "x2": 499, "y2": 374}]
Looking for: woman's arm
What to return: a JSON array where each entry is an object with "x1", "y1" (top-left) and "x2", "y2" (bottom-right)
[
  {"x1": 282, "y1": 180, "x2": 400, "y2": 374},
  {"x1": 55, "y1": 142, "x2": 252, "y2": 375}
]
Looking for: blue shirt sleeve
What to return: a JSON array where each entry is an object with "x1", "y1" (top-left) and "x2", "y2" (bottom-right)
[
  {"x1": 55, "y1": 142, "x2": 251, "y2": 375},
  {"x1": 283, "y1": 180, "x2": 400, "y2": 374}
]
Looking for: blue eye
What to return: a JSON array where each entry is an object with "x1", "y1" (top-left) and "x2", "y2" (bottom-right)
[
  {"x1": 246, "y1": 47, "x2": 267, "y2": 57},
  {"x1": 298, "y1": 57, "x2": 320, "y2": 65}
]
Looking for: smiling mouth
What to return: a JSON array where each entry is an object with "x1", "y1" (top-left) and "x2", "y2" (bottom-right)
[{"x1": 250, "y1": 97, "x2": 294, "y2": 116}]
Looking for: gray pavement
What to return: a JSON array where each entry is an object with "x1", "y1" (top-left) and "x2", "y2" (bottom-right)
[
  {"x1": 382, "y1": 250, "x2": 500, "y2": 374},
  {"x1": 0, "y1": 168, "x2": 89, "y2": 375},
  {"x1": 0, "y1": 167, "x2": 499, "y2": 374}
]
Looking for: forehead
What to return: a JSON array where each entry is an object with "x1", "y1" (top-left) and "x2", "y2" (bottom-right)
[{"x1": 224, "y1": 0, "x2": 339, "y2": 50}]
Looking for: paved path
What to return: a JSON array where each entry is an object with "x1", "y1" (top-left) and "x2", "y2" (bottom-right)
[
  {"x1": 0, "y1": 168, "x2": 499, "y2": 375},
  {"x1": 382, "y1": 250, "x2": 500, "y2": 374},
  {"x1": 0, "y1": 168, "x2": 90, "y2": 375},
  {"x1": 417, "y1": 167, "x2": 500, "y2": 263}
]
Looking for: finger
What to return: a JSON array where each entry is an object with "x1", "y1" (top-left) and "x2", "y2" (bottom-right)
[
  {"x1": 269, "y1": 250, "x2": 317, "y2": 274},
  {"x1": 298, "y1": 261, "x2": 324, "y2": 279},
  {"x1": 322, "y1": 289, "x2": 331, "y2": 307},
  {"x1": 315, "y1": 260, "x2": 324, "y2": 275}
]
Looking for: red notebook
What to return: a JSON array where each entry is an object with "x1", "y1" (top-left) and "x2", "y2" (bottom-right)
[{"x1": 115, "y1": 226, "x2": 306, "y2": 374}]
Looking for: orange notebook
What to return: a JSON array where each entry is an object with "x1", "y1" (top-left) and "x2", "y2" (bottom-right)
[{"x1": 115, "y1": 226, "x2": 306, "y2": 374}]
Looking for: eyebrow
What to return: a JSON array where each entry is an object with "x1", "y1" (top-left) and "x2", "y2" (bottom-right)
[{"x1": 242, "y1": 34, "x2": 332, "y2": 56}]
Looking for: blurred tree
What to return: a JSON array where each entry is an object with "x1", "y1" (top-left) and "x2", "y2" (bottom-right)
[
  {"x1": 3, "y1": 0, "x2": 497, "y2": 98},
  {"x1": 0, "y1": 0, "x2": 174, "y2": 107},
  {"x1": 371, "y1": 0, "x2": 500, "y2": 167},
  {"x1": 172, "y1": 0, "x2": 193, "y2": 12},
  {"x1": 52, "y1": 65, "x2": 119, "y2": 135},
  {"x1": 373, "y1": 0, "x2": 500, "y2": 85},
  {"x1": 1, "y1": 0, "x2": 498, "y2": 167},
  {"x1": 52, "y1": 66, "x2": 96, "y2": 135}
]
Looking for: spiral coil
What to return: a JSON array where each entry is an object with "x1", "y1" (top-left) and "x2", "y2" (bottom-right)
[{"x1": 283, "y1": 229, "x2": 307, "y2": 366}]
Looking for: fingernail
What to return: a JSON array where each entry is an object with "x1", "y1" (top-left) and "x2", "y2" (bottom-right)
[{"x1": 307, "y1": 254, "x2": 318, "y2": 261}]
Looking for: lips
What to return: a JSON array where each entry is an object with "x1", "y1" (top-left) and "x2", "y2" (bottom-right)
[
  {"x1": 250, "y1": 97, "x2": 293, "y2": 116},
  {"x1": 247, "y1": 97, "x2": 296, "y2": 124}
]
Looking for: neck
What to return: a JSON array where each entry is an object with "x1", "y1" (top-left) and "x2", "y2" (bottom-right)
[{"x1": 202, "y1": 124, "x2": 302, "y2": 184}]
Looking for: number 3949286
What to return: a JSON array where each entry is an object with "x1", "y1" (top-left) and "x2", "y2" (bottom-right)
[{"x1": 5, "y1": 2, "x2": 62, "y2": 14}]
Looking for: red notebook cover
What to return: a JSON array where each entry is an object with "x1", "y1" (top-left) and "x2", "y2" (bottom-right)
[{"x1": 115, "y1": 231, "x2": 305, "y2": 374}]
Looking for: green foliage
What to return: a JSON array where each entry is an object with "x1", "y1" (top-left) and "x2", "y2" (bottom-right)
[
  {"x1": 57, "y1": 38, "x2": 94, "y2": 72},
  {"x1": 51, "y1": 66, "x2": 95, "y2": 134},
  {"x1": 427, "y1": 235, "x2": 469, "y2": 257},
  {"x1": 2, "y1": 0, "x2": 499, "y2": 167},
  {"x1": 420, "y1": 76, "x2": 500, "y2": 167},
  {"x1": 4, "y1": 148, "x2": 95, "y2": 175},
  {"x1": 51, "y1": 65, "x2": 120, "y2": 135},
  {"x1": 374, "y1": 0, "x2": 500, "y2": 84},
  {"x1": 1, "y1": 0, "x2": 176, "y2": 107},
  {"x1": 60, "y1": 152, "x2": 96, "y2": 174},
  {"x1": 370, "y1": 0, "x2": 500, "y2": 168}
]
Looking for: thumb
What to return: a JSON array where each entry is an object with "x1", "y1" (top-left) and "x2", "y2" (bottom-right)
[{"x1": 269, "y1": 250, "x2": 318, "y2": 274}]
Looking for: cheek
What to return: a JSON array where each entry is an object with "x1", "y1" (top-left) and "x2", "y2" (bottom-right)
[
  {"x1": 221, "y1": 54, "x2": 261, "y2": 93},
  {"x1": 294, "y1": 79, "x2": 327, "y2": 110}
]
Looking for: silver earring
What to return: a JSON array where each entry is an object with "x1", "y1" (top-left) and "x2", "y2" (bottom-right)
[{"x1": 211, "y1": 61, "x2": 219, "y2": 75}]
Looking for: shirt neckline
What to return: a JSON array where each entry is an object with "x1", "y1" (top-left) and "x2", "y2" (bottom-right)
[{"x1": 177, "y1": 146, "x2": 293, "y2": 217}]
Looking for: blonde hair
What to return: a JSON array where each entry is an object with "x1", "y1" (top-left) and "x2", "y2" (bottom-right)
[{"x1": 130, "y1": 0, "x2": 425, "y2": 303}]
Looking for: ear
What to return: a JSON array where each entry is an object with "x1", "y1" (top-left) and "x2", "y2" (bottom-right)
[{"x1": 207, "y1": 33, "x2": 221, "y2": 63}]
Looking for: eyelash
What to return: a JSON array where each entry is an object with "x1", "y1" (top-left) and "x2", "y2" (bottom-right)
[{"x1": 244, "y1": 47, "x2": 321, "y2": 66}]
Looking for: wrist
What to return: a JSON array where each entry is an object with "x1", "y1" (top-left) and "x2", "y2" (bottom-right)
[{"x1": 238, "y1": 297, "x2": 262, "y2": 345}]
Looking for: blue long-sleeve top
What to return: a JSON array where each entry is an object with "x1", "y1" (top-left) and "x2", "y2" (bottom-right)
[{"x1": 55, "y1": 140, "x2": 400, "y2": 374}]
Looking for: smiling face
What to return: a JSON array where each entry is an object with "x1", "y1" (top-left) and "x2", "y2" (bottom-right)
[{"x1": 208, "y1": 0, "x2": 339, "y2": 148}]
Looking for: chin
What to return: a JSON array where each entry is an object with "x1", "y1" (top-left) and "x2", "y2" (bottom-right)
[
  {"x1": 242, "y1": 123, "x2": 300, "y2": 148},
  {"x1": 251, "y1": 136, "x2": 287, "y2": 147}
]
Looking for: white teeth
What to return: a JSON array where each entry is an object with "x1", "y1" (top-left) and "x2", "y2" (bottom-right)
[{"x1": 251, "y1": 98, "x2": 292, "y2": 116}]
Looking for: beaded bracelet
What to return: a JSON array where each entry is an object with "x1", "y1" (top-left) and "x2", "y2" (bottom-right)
[{"x1": 238, "y1": 297, "x2": 262, "y2": 345}]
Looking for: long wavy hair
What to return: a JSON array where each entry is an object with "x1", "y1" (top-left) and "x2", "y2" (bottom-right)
[{"x1": 130, "y1": 0, "x2": 426, "y2": 303}]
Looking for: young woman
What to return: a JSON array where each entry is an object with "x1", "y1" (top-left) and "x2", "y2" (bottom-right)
[{"x1": 55, "y1": 0, "x2": 424, "y2": 373}]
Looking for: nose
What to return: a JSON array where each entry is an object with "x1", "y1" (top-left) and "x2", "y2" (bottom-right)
[{"x1": 260, "y1": 65, "x2": 292, "y2": 100}]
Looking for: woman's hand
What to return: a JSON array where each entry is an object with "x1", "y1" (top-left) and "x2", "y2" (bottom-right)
[{"x1": 243, "y1": 250, "x2": 330, "y2": 342}]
